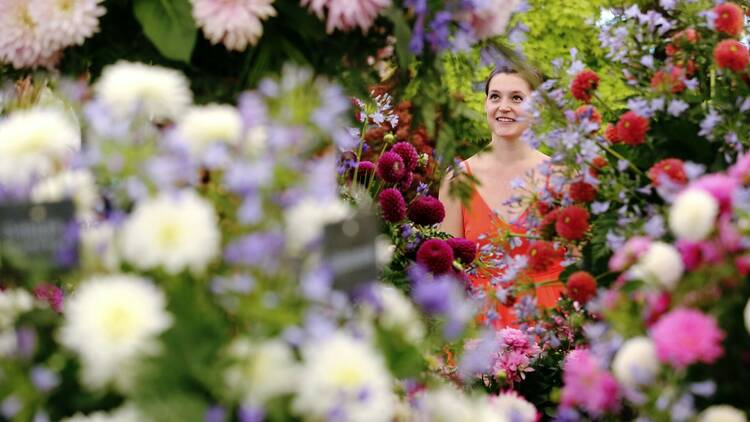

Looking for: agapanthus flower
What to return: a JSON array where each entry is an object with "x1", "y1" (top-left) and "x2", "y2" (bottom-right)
[
  {"x1": 713, "y1": 3, "x2": 744, "y2": 36},
  {"x1": 191, "y1": 0, "x2": 276, "y2": 51},
  {"x1": 300, "y1": 0, "x2": 391, "y2": 34},
  {"x1": 650, "y1": 308, "x2": 724, "y2": 369},
  {"x1": 555, "y1": 205, "x2": 590, "y2": 240},
  {"x1": 615, "y1": 111, "x2": 649, "y2": 145},
  {"x1": 566, "y1": 271, "x2": 597, "y2": 304},
  {"x1": 407, "y1": 195, "x2": 445, "y2": 226},
  {"x1": 560, "y1": 349, "x2": 620, "y2": 416},
  {"x1": 376, "y1": 151, "x2": 406, "y2": 183},
  {"x1": 446, "y1": 237, "x2": 477, "y2": 265},
  {"x1": 570, "y1": 70, "x2": 600, "y2": 102},
  {"x1": 416, "y1": 239, "x2": 454, "y2": 274},
  {"x1": 378, "y1": 187, "x2": 406, "y2": 223},
  {"x1": 714, "y1": 39, "x2": 749, "y2": 72}
]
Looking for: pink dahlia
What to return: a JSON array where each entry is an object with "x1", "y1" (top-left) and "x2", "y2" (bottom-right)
[
  {"x1": 191, "y1": 0, "x2": 276, "y2": 51},
  {"x1": 407, "y1": 195, "x2": 445, "y2": 226},
  {"x1": 378, "y1": 187, "x2": 406, "y2": 223},
  {"x1": 560, "y1": 349, "x2": 620, "y2": 416},
  {"x1": 391, "y1": 142, "x2": 418, "y2": 171},
  {"x1": 0, "y1": 0, "x2": 56, "y2": 68},
  {"x1": 692, "y1": 173, "x2": 738, "y2": 214},
  {"x1": 376, "y1": 151, "x2": 406, "y2": 183},
  {"x1": 31, "y1": 0, "x2": 105, "y2": 49},
  {"x1": 650, "y1": 308, "x2": 724, "y2": 369},
  {"x1": 729, "y1": 153, "x2": 750, "y2": 184},
  {"x1": 300, "y1": 0, "x2": 391, "y2": 34},
  {"x1": 446, "y1": 237, "x2": 477, "y2": 265},
  {"x1": 416, "y1": 239, "x2": 454, "y2": 274}
]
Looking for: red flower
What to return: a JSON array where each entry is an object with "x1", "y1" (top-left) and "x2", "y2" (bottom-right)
[
  {"x1": 566, "y1": 271, "x2": 597, "y2": 304},
  {"x1": 407, "y1": 195, "x2": 445, "y2": 226},
  {"x1": 528, "y1": 241, "x2": 560, "y2": 273},
  {"x1": 589, "y1": 156, "x2": 608, "y2": 177},
  {"x1": 535, "y1": 200, "x2": 553, "y2": 216},
  {"x1": 575, "y1": 105, "x2": 602, "y2": 125},
  {"x1": 604, "y1": 123, "x2": 619, "y2": 144},
  {"x1": 416, "y1": 239, "x2": 454, "y2": 274},
  {"x1": 650, "y1": 67, "x2": 686, "y2": 94},
  {"x1": 540, "y1": 208, "x2": 560, "y2": 238},
  {"x1": 714, "y1": 39, "x2": 749, "y2": 72},
  {"x1": 555, "y1": 205, "x2": 590, "y2": 241},
  {"x1": 667, "y1": 28, "x2": 699, "y2": 55},
  {"x1": 378, "y1": 188, "x2": 406, "y2": 223},
  {"x1": 391, "y1": 142, "x2": 419, "y2": 171},
  {"x1": 615, "y1": 111, "x2": 649, "y2": 145},
  {"x1": 446, "y1": 237, "x2": 477, "y2": 264},
  {"x1": 570, "y1": 70, "x2": 600, "y2": 102},
  {"x1": 714, "y1": 3, "x2": 744, "y2": 36},
  {"x1": 376, "y1": 151, "x2": 406, "y2": 183},
  {"x1": 648, "y1": 158, "x2": 688, "y2": 187},
  {"x1": 569, "y1": 180, "x2": 598, "y2": 203}
]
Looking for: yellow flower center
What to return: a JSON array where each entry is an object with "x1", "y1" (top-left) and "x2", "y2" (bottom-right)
[
  {"x1": 102, "y1": 306, "x2": 136, "y2": 341},
  {"x1": 157, "y1": 222, "x2": 182, "y2": 248}
]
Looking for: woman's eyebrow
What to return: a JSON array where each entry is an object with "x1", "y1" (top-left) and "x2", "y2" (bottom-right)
[{"x1": 488, "y1": 89, "x2": 525, "y2": 95}]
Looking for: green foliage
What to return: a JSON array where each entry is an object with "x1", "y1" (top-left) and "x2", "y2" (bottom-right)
[{"x1": 133, "y1": 0, "x2": 197, "y2": 63}]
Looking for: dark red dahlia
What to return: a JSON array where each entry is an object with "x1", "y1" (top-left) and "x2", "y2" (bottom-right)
[
  {"x1": 615, "y1": 111, "x2": 649, "y2": 146},
  {"x1": 715, "y1": 39, "x2": 749, "y2": 72},
  {"x1": 604, "y1": 123, "x2": 619, "y2": 144},
  {"x1": 399, "y1": 172, "x2": 414, "y2": 191},
  {"x1": 416, "y1": 239, "x2": 454, "y2": 274},
  {"x1": 376, "y1": 151, "x2": 407, "y2": 183},
  {"x1": 569, "y1": 180, "x2": 597, "y2": 203},
  {"x1": 648, "y1": 158, "x2": 687, "y2": 187},
  {"x1": 378, "y1": 188, "x2": 406, "y2": 223},
  {"x1": 714, "y1": 3, "x2": 744, "y2": 36},
  {"x1": 555, "y1": 205, "x2": 590, "y2": 241},
  {"x1": 446, "y1": 237, "x2": 477, "y2": 264},
  {"x1": 570, "y1": 70, "x2": 600, "y2": 102},
  {"x1": 391, "y1": 142, "x2": 419, "y2": 171},
  {"x1": 407, "y1": 195, "x2": 445, "y2": 226},
  {"x1": 528, "y1": 241, "x2": 560, "y2": 273},
  {"x1": 566, "y1": 271, "x2": 597, "y2": 304}
]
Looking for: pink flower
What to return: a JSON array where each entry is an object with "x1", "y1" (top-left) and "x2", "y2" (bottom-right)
[
  {"x1": 191, "y1": 0, "x2": 276, "y2": 51},
  {"x1": 33, "y1": 283, "x2": 63, "y2": 313},
  {"x1": 465, "y1": 0, "x2": 520, "y2": 39},
  {"x1": 560, "y1": 349, "x2": 620, "y2": 416},
  {"x1": 488, "y1": 329, "x2": 541, "y2": 382},
  {"x1": 650, "y1": 308, "x2": 724, "y2": 369},
  {"x1": 729, "y1": 153, "x2": 750, "y2": 183},
  {"x1": 608, "y1": 236, "x2": 651, "y2": 272},
  {"x1": 691, "y1": 174, "x2": 738, "y2": 214},
  {"x1": 300, "y1": 0, "x2": 390, "y2": 34},
  {"x1": 0, "y1": 0, "x2": 55, "y2": 68},
  {"x1": 32, "y1": 0, "x2": 105, "y2": 48}
]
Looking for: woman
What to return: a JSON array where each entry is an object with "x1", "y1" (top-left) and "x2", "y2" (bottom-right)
[{"x1": 439, "y1": 65, "x2": 564, "y2": 328}]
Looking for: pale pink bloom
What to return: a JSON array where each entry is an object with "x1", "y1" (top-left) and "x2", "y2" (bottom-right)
[
  {"x1": 191, "y1": 0, "x2": 276, "y2": 51},
  {"x1": 300, "y1": 0, "x2": 390, "y2": 34},
  {"x1": 465, "y1": 0, "x2": 520, "y2": 39},
  {"x1": 30, "y1": 0, "x2": 105, "y2": 49},
  {"x1": 0, "y1": 0, "x2": 56, "y2": 68},
  {"x1": 560, "y1": 349, "x2": 620, "y2": 416},
  {"x1": 608, "y1": 236, "x2": 651, "y2": 272},
  {"x1": 729, "y1": 153, "x2": 750, "y2": 183},
  {"x1": 691, "y1": 174, "x2": 738, "y2": 214},
  {"x1": 650, "y1": 308, "x2": 724, "y2": 369}
]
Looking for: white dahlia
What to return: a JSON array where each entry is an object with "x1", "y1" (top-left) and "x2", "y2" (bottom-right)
[
  {"x1": 119, "y1": 190, "x2": 220, "y2": 274},
  {"x1": 669, "y1": 189, "x2": 719, "y2": 241},
  {"x1": 629, "y1": 241, "x2": 684, "y2": 290},
  {"x1": 224, "y1": 338, "x2": 300, "y2": 405},
  {"x1": 58, "y1": 274, "x2": 172, "y2": 391},
  {"x1": 94, "y1": 61, "x2": 193, "y2": 121},
  {"x1": 0, "y1": 0, "x2": 57, "y2": 68},
  {"x1": 30, "y1": 0, "x2": 105, "y2": 48},
  {"x1": 0, "y1": 107, "x2": 80, "y2": 187},
  {"x1": 612, "y1": 336, "x2": 659, "y2": 389},
  {"x1": 293, "y1": 333, "x2": 396, "y2": 422},
  {"x1": 190, "y1": 0, "x2": 276, "y2": 51},
  {"x1": 699, "y1": 405, "x2": 747, "y2": 422},
  {"x1": 300, "y1": 0, "x2": 391, "y2": 34},
  {"x1": 175, "y1": 104, "x2": 242, "y2": 157}
]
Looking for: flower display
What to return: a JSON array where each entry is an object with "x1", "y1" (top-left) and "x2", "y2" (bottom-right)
[
  {"x1": 407, "y1": 195, "x2": 445, "y2": 226},
  {"x1": 714, "y1": 39, "x2": 749, "y2": 72},
  {"x1": 555, "y1": 205, "x2": 590, "y2": 240},
  {"x1": 416, "y1": 239, "x2": 454, "y2": 274},
  {"x1": 650, "y1": 308, "x2": 724, "y2": 369},
  {"x1": 713, "y1": 3, "x2": 744, "y2": 37},
  {"x1": 611, "y1": 336, "x2": 659, "y2": 389},
  {"x1": 378, "y1": 187, "x2": 406, "y2": 223},
  {"x1": 300, "y1": 0, "x2": 391, "y2": 34},
  {"x1": 190, "y1": 0, "x2": 277, "y2": 51},
  {"x1": 174, "y1": 104, "x2": 243, "y2": 157}
]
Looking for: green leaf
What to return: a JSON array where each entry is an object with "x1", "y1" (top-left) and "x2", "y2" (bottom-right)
[
  {"x1": 383, "y1": 7, "x2": 413, "y2": 71},
  {"x1": 133, "y1": 0, "x2": 197, "y2": 63}
]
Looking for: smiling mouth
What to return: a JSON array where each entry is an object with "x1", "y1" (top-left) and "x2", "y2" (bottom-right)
[{"x1": 495, "y1": 117, "x2": 516, "y2": 123}]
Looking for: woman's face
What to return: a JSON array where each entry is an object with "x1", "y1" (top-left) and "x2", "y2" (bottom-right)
[{"x1": 485, "y1": 73, "x2": 532, "y2": 141}]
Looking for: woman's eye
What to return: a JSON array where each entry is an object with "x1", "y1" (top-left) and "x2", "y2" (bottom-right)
[
  {"x1": 513, "y1": 95, "x2": 524, "y2": 102},
  {"x1": 490, "y1": 94, "x2": 499, "y2": 100}
]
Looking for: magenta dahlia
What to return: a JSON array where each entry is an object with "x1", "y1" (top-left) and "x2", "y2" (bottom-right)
[
  {"x1": 391, "y1": 142, "x2": 419, "y2": 171},
  {"x1": 376, "y1": 151, "x2": 406, "y2": 183},
  {"x1": 446, "y1": 237, "x2": 477, "y2": 264},
  {"x1": 378, "y1": 188, "x2": 406, "y2": 223},
  {"x1": 416, "y1": 239, "x2": 454, "y2": 274},
  {"x1": 407, "y1": 195, "x2": 445, "y2": 226}
]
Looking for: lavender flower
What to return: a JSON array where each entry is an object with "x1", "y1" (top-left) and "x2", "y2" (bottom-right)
[
  {"x1": 698, "y1": 109, "x2": 722, "y2": 140},
  {"x1": 667, "y1": 99, "x2": 689, "y2": 117}
]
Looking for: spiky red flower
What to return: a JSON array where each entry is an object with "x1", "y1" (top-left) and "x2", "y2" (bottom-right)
[
  {"x1": 407, "y1": 195, "x2": 445, "y2": 226},
  {"x1": 648, "y1": 158, "x2": 688, "y2": 187},
  {"x1": 528, "y1": 241, "x2": 560, "y2": 273},
  {"x1": 378, "y1": 188, "x2": 406, "y2": 223},
  {"x1": 604, "y1": 123, "x2": 619, "y2": 144},
  {"x1": 567, "y1": 271, "x2": 597, "y2": 304},
  {"x1": 569, "y1": 180, "x2": 597, "y2": 203},
  {"x1": 714, "y1": 39, "x2": 749, "y2": 72},
  {"x1": 589, "y1": 156, "x2": 608, "y2": 177},
  {"x1": 570, "y1": 70, "x2": 600, "y2": 102},
  {"x1": 391, "y1": 142, "x2": 419, "y2": 171},
  {"x1": 446, "y1": 237, "x2": 477, "y2": 264},
  {"x1": 555, "y1": 206, "x2": 590, "y2": 241},
  {"x1": 575, "y1": 105, "x2": 602, "y2": 125},
  {"x1": 714, "y1": 3, "x2": 744, "y2": 36},
  {"x1": 650, "y1": 67, "x2": 686, "y2": 94},
  {"x1": 615, "y1": 111, "x2": 649, "y2": 146},
  {"x1": 416, "y1": 239, "x2": 454, "y2": 274},
  {"x1": 377, "y1": 151, "x2": 407, "y2": 183}
]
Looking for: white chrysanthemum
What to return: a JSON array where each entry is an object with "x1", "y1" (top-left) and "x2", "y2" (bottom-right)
[
  {"x1": 489, "y1": 392, "x2": 537, "y2": 422},
  {"x1": 293, "y1": 333, "x2": 396, "y2": 422},
  {"x1": 61, "y1": 403, "x2": 147, "y2": 422},
  {"x1": 467, "y1": 0, "x2": 521, "y2": 39},
  {"x1": 0, "y1": 108, "x2": 80, "y2": 187},
  {"x1": 175, "y1": 104, "x2": 242, "y2": 156},
  {"x1": 629, "y1": 241, "x2": 684, "y2": 289},
  {"x1": 284, "y1": 197, "x2": 351, "y2": 253},
  {"x1": 374, "y1": 284, "x2": 424, "y2": 343},
  {"x1": 612, "y1": 336, "x2": 659, "y2": 389},
  {"x1": 190, "y1": 0, "x2": 276, "y2": 51},
  {"x1": 31, "y1": 169, "x2": 99, "y2": 220},
  {"x1": 224, "y1": 338, "x2": 300, "y2": 405},
  {"x1": 58, "y1": 274, "x2": 172, "y2": 391},
  {"x1": 0, "y1": 289, "x2": 34, "y2": 328},
  {"x1": 413, "y1": 386, "x2": 474, "y2": 422},
  {"x1": 0, "y1": 0, "x2": 57, "y2": 68},
  {"x1": 669, "y1": 189, "x2": 719, "y2": 241},
  {"x1": 744, "y1": 298, "x2": 750, "y2": 337},
  {"x1": 30, "y1": 0, "x2": 105, "y2": 48},
  {"x1": 94, "y1": 61, "x2": 193, "y2": 121},
  {"x1": 699, "y1": 405, "x2": 747, "y2": 422},
  {"x1": 301, "y1": 0, "x2": 391, "y2": 34},
  {"x1": 119, "y1": 190, "x2": 220, "y2": 274}
]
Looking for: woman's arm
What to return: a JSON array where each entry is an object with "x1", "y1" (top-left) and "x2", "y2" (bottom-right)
[{"x1": 438, "y1": 170, "x2": 464, "y2": 238}]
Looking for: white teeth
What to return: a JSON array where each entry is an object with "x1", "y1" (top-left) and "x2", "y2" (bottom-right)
[{"x1": 496, "y1": 117, "x2": 515, "y2": 122}]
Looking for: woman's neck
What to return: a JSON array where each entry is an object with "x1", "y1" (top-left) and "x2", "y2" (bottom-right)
[{"x1": 487, "y1": 135, "x2": 535, "y2": 164}]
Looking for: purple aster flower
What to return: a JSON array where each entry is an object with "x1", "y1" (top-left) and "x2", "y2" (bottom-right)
[
  {"x1": 301, "y1": 265, "x2": 333, "y2": 301},
  {"x1": 660, "y1": 0, "x2": 677, "y2": 10},
  {"x1": 683, "y1": 161, "x2": 706, "y2": 180},
  {"x1": 689, "y1": 380, "x2": 716, "y2": 397},
  {"x1": 238, "y1": 195, "x2": 263, "y2": 225},
  {"x1": 643, "y1": 215, "x2": 666, "y2": 238},
  {"x1": 739, "y1": 97, "x2": 750, "y2": 112},
  {"x1": 640, "y1": 55, "x2": 654, "y2": 68}
]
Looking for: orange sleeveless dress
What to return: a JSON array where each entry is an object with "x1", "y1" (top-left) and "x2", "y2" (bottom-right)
[{"x1": 461, "y1": 163, "x2": 565, "y2": 329}]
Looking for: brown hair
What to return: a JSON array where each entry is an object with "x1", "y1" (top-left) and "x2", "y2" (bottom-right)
[{"x1": 484, "y1": 64, "x2": 542, "y2": 95}]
